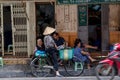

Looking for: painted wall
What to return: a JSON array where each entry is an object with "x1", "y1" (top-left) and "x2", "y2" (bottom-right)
[
  {"x1": 55, "y1": 5, "x2": 77, "y2": 32},
  {"x1": 109, "y1": 4, "x2": 120, "y2": 44},
  {"x1": 27, "y1": 2, "x2": 36, "y2": 57},
  {"x1": 55, "y1": 5, "x2": 78, "y2": 47}
]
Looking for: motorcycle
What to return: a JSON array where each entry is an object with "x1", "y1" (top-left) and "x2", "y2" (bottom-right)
[{"x1": 95, "y1": 43, "x2": 120, "y2": 80}]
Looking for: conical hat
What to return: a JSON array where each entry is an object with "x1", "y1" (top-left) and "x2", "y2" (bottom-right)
[{"x1": 43, "y1": 26, "x2": 56, "y2": 35}]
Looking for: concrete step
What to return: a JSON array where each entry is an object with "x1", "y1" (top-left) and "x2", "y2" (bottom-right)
[{"x1": 3, "y1": 58, "x2": 31, "y2": 65}]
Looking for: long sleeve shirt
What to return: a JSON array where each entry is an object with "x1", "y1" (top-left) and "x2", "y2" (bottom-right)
[
  {"x1": 44, "y1": 35, "x2": 56, "y2": 49},
  {"x1": 74, "y1": 47, "x2": 87, "y2": 62}
]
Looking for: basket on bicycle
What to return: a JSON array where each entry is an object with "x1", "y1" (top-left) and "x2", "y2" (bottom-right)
[
  {"x1": 35, "y1": 50, "x2": 46, "y2": 57},
  {"x1": 59, "y1": 48, "x2": 74, "y2": 60}
]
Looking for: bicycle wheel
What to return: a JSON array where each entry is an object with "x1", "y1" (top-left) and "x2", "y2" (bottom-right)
[
  {"x1": 64, "y1": 57, "x2": 84, "y2": 76},
  {"x1": 30, "y1": 57, "x2": 51, "y2": 77},
  {"x1": 95, "y1": 63, "x2": 115, "y2": 80}
]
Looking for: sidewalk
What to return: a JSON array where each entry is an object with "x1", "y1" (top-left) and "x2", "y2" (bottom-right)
[
  {"x1": 0, "y1": 76, "x2": 120, "y2": 80},
  {"x1": 0, "y1": 64, "x2": 31, "y2": 78},
  {"x1": 0, "y1": 64, "x2": 96, "y2": 78}
]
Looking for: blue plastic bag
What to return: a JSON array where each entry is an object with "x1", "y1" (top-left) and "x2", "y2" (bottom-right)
[{"x1": 35, "y1": 50, "x2": 46, "y2": 57}]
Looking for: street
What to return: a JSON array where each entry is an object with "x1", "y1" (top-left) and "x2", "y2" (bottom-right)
[{"x1": 0, "y1": 76, "x2": 120, "y2": 80}]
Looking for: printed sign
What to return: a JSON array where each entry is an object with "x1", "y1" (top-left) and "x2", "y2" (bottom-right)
[{"x1": 57, "y1": 0, "x2": 120, "y2": 4}]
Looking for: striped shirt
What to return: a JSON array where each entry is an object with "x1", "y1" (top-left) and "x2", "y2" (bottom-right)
[{"x1": 44, "y1": 35, "x2": 55, "y2": 49}]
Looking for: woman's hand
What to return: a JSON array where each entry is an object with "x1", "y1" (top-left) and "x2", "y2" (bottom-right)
[{"x1": 81, "y1": 51, "x2": 89, "y2": 55}]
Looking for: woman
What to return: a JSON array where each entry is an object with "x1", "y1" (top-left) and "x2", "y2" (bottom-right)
[
  {"x1": 33, "y1": 38, "x2": 45, "y2": 59},
  {"x1": 32, "y1": 38, "x2": 45, "y2": 65},
  {"x1": 74, "y1": 38, "x2": 96, "y2": 69},
  {"x1": 34, "y1": 38, "x2": 45, "y2": 52},
  {"x1": 43, "y1": 26, "x2": 62, "y2": 77}
]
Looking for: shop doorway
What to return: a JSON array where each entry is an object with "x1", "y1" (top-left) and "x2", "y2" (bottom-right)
[
  {"x1": 3, "y1": 6, "x2": 13, "y2": 53},
  {"x1": 88, "y1": 4, "x2": 101, "y2": 50},
  {"x1": 36, "y1": 3, "x2": 55, "y2": 38}
]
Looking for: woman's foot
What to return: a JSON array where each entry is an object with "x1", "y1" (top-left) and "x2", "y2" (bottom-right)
[
  {"x1": 87, "y1": 66, "x2": 91, "y2": 69},
  {"x1": 91, "y1": 59, "x2": 97, "y2": 62},
  {"x1": 87, "y1": 64, "x2": 91, "y2": 69}
]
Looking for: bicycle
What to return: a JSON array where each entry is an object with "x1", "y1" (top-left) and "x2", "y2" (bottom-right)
[{"x1": 30, "y1": 48, "x2": 84, "y2": 77}]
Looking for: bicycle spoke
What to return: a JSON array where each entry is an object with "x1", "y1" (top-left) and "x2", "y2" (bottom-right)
[{"x1": 64, "y1": 59, "x2": 84, "y2": 76}]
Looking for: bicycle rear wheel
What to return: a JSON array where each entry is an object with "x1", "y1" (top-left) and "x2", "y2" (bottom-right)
[
  {"x1": 64, "y1": 57, "x2": 84, "y2": 76},
  {"x1": 30, "y1": 57, "x2": 51, "y2": 77}
]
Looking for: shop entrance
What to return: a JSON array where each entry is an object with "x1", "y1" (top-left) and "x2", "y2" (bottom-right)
[
  {"x1": 88, "y1": 4, "x2": 101, "y2": 50},
  {"x1": 36, "y1": 3, "x2": 55, "y2": 38},
  {"x1": 3, "y1": 6, "x2": 13, "y2": 54}
]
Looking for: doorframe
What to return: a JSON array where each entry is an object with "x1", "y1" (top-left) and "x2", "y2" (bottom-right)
[
  {"x1": 1, "y1": 4, "x2": 4, "y2": 56},
  {"x1": 101, "y1": 4, "x2": 109, "y2": 51},
  {"x1": 77, "y1": 4, "x2": 109, "y2": 51},
  {"x1": 1, "y1": 3, "x2": 14, "y2": 56},
  {"x1": 10, "y1": 4, "x2": 15, "y2": 56}
]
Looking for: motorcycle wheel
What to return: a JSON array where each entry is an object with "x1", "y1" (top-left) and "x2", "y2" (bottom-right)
[{"x1": 95, "y1": 63, "x2": 115, "y2": 80}]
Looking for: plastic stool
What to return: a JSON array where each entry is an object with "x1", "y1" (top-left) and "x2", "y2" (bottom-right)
[
  {"x1": 0, "y1": 57, "x2": 3, "y2": 67},
  {"x1": 8, "y1": 44, "x2": 13, "y2": 52},
  {"x1": 75, "y1": 62, "x2": 83, "y2": 71}
]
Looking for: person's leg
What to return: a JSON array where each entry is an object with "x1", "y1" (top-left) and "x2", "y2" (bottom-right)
[
  {"x1": 50, "y1": 50, "x2": 59, "y2": 71},
  {"x1": 51, "y1": 50, "x2": 63, "y2": 76},
  {"x1": 84, "y1": 56, "x2": 91, "y2": 69},
  {"x1": 88, "y1": 56, "x2": 96, "y2": 62},
  {"x1": 86, "y1": 52, "x2": 96, "y2": 62},
  {"x1": 46, "y1": 48, "x2": 62, "y2": 76},
  {"x1": 87, "y1": 64, "x2": 91, "y2": 69}
]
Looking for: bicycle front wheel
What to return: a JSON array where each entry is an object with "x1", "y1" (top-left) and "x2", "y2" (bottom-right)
[
  {"x1": 64, "y1": 58, "x2": 84, "y2": 76},
  {"x1": 30, "y1": 57, "x2": 50, "y2": 77}
]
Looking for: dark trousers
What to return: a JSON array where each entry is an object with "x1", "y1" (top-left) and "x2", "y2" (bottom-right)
[
  {"x1": 46, "y1": 48, "x2": 59, "y2": 71},
  {"x1": 31, "y1": 54, "x2": 39, "y2": 65}
]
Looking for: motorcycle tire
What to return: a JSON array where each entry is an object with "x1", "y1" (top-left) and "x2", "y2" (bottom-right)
[{"x1": 95, "y1": 63, "x2": 115, "y2": 80}]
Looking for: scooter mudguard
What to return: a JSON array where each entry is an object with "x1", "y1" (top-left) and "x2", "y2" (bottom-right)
[{"x1": 99, "y1": 58, "x2": 114, "y2": 66}]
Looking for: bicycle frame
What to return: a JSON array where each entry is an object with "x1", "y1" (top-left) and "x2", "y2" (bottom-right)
[{"x1": 30, "y1": 55, "x2": 84, "y2": 77}]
